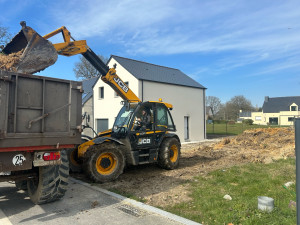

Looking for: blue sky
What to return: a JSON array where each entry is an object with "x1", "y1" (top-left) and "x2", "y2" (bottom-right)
[{"x1": 1, "y1": 0, "x2": 299, "y2": 107}]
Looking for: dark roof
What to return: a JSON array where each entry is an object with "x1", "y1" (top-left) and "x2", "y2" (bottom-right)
[
  {"x1": 82, "y1": 76, "x2": 99, "y2": 105},
  {"x1": 262, "y1": 96, "x2": 300, "y2": 113},
  {"x1": 109, "y1": 55, "x2": 206, "y2": 89}
]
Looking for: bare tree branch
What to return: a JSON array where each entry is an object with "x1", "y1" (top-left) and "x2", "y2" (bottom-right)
[
  {"x1": 73, "y1": 55, "x2": 109, "y2": 80},
  {"x1": 0, "y1": 25, "x2": 12, "y2": 49}
]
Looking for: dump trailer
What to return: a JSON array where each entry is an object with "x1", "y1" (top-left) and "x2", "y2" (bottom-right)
[{"x1": 0, "y1": 70, "x2": 82, "y2": 204}]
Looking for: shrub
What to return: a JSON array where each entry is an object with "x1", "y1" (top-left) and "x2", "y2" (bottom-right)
[
  {"x1": 213, "y1": 120, "x2": 227, "y2": 124},
  {"x1": 243, "y1": 119, "x2": 254, "y2": 125}
]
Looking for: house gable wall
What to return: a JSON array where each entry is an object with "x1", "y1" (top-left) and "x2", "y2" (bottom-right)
[
  {"x1": 141, "y1": 80, "x2": 205, "y2": 141},
  {"x1": 93, "y1": 57, "x2": 206, "y2": 141},
  {"x1": 93, "y1": 58, "x2": 139, "y2": 131}
]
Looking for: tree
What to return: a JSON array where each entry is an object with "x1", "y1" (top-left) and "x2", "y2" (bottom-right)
[
  {"x1": 206, "y1": 96, "x2": 221, "y2": 119},
  {"x1": 0, "y1": 25, "x2": 11, "y2": 48},
  {"x1": 73, "y1": 55, "x2": 109, "y2": 80},
  {"x1": 224, "y1": 95, "x2": 254, "y2": 120}
]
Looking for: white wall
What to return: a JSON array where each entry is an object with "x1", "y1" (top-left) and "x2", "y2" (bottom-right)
[
  {"x1": 82, "y1": 97, "x2": 94, "y2": 137},
  {"x1": 141, "y1": 80, "x2": 205, "y2": 142},
  {"x1": 93, "y1": 58, "x2": 206, "y2": 142},
  {"x1": 93, "y1": 58, "x2": 139, "y2": 131}
]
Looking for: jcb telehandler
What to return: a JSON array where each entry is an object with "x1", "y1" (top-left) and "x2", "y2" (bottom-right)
[{"x1": 3, "y1": 22, "x2": 181, "y2": 183}]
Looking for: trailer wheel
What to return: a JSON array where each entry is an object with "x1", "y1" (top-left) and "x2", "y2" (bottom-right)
[
  {"x1": 84, "y1": 144, "x2": 125, "y2": 183},
  {"x1": 15, "y1": 180, "x2": 28, "y2": 190},
  {"x1": 158, "y1": 138, "x2": 181, "y2": 170},
  {"x1": 27, "y1": 150, "x2": 69, "y2": 204}
]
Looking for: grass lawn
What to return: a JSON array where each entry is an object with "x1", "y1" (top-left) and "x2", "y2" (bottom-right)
[
  {"x1": 164, "y1": 158, "x2": 296, "y2": 225},
  {"x1": 206, "y1": 123, "x2": 285, "y2": 136}
]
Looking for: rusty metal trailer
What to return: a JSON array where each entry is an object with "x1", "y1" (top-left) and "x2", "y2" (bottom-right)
[{"x1": 0, "y1": 70, "x2": 82, "y2": 204}]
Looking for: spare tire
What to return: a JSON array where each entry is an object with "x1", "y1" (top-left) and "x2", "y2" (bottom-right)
[{"x1": 15, "y1": 180, "x2": 28, "y2": 190}]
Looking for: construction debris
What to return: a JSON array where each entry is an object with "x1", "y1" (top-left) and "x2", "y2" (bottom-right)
[{"x1": 0, "y1": 50, "x2": 23, "y2": 72}]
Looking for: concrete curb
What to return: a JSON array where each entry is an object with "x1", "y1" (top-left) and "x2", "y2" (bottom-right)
[
  {"x1": 70, "y1": 177, "x2": 201, "y2": 225},
  {"x1": 181, "y1": 139, "x2": 221, "y2": 145}
]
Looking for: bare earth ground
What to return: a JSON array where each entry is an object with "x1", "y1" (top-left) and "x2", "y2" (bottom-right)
[{"x1": 72, "y1": 127, "x2": 295, "y2": 207}]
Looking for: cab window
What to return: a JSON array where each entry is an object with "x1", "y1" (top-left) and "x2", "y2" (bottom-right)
[{"x1": 155, "y1": 104, "x2": 175, "y2": 131}]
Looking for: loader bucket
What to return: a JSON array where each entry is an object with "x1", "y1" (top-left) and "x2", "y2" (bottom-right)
[{"x1": 0, "y1": 21, "x2": 58, "y2": 74}]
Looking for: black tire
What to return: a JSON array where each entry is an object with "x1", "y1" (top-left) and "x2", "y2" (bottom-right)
[
  {"x1": 83, "y1": 144, "x2": 125, "y2": 183},
  {"x1": 158, "y1": 138, "x2": 181, "y2": 170},
  {"x1": 67, "y1": 148, "x2": 82, "y2": 172},
  {"x1": 27, "y1": 150, "x2": 69, "y2": 204},
  {"x1": 15, "y1": 180, "x2": 28, "y2": 190},
  {"x1": 67, "y1": 137, "x2": 90, "y2": 173}
]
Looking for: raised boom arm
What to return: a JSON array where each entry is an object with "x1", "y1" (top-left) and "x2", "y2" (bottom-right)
[{"x1": 43, "y1": 26, "x2": 141, "y2": 103}]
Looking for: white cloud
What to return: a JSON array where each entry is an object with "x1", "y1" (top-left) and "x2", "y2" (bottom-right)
[{"x1": 47, "y1": 0, "x2": 300, "y2": 77}]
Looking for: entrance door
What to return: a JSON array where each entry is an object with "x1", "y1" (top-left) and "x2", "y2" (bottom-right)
[
  {"x1": 96, "y1": 119, "x2": 108, "y2": 133},
  {"x1": 269, "y1": 117, "x2": 278, "y2": 125},
  {"x1": 184, "y1": 116, "x2": 189, "y2": 140}
]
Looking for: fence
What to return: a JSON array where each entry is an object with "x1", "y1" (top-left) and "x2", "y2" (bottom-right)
[{"x1": 206, "y1": 121, "x2": 286, "y2": 136}]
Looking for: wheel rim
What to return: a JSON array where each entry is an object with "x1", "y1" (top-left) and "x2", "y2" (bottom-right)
[
  {"x1": 96, "y1": 153, "x2": 117, "y2": 175},
  {"x1": 170, "y1": 144, "x2": 179, "y2": 162}
]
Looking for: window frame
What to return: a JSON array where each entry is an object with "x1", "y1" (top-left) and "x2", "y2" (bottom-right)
[{"x1": 99, "y1": 86, "x2": 104, "y2": 99}]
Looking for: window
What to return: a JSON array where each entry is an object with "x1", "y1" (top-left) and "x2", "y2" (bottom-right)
[
  {"x1": 184, "y1": 116, "x2": 189, "y2": 140},
  {"x1": 96, "y1": 119, "x2": 108, "y2": 133},
  {"x1": 269, "y1": 117, "x2": 278, "y2": 125},
  {"x1": 99, "y1": 87, "x2": 104, "y2": 99},
  {"x1": 115, "y1": 81, "x2": 129, "y2": 97},
  {"x1": 291, "y1": 106, "x2": 297, "y2": 111},
  {"x1": 288, "y1": 117, "x2": 294, "y2": 122},
  {"x1": 255, "y1": 116, "x2": 261, "y2": 121},
  {"x1": 155, "y1": 104, "x2": 175, "y2": 131}
]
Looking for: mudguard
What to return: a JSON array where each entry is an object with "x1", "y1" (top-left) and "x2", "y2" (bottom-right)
[
  {"x1": 159, "y1": 133, "x2": 181, "y2": 146},
  {"x1": 93, "y1": 136, "x2": 124, "y2": 145},
  {"x1": 78, "y1": 136, "x2": 124, "y2": 158}
]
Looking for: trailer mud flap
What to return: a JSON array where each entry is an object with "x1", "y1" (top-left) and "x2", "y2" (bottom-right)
[{"x1": 0, "y1": 151, "x2": 32, "y2": 172}]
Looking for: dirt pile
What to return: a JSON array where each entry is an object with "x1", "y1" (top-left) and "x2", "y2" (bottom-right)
[
  {"x1": 0, "y1": 50, "x2": 23, "y2": 72},
  {"x1": 73, "y1": 127, "x2": 295, "y2": 207},
  {"x1": 214, "y1": 127, "x2": 295, "y2": 163}
]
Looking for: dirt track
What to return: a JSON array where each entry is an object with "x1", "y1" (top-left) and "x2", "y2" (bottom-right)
[{"x1": 73, "y1": 127, "x2": 295, "y2": 207}]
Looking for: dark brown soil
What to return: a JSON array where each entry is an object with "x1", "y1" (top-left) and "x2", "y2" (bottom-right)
[{"x1": 72, "y1": 127, "x2": 295, "y2": 207}]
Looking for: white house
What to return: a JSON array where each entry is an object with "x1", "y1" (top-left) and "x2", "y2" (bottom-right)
[{"x1": 93, "y1": 55, "x2": 206, "y2": 142}]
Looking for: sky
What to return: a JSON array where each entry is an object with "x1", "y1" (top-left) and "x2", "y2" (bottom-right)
[{"x1": 1, "y1": 0, "x2": 299, "y2": 107}]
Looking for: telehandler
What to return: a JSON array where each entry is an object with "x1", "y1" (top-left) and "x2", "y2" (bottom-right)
[{"x1": 2, "y1": 22, "x2": 181, "y2": 183}]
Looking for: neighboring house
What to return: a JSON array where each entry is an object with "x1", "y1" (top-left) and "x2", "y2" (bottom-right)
[
  {"x1": 238, "y1": 110, "x2": 252, "y2": 123},
  {"x1": 82, "y1": 76, "x2": 98, "y2": 138},
  {"x1": 239, "y1": 96, "x2": 300, "y2": 125},
  {"x1": 93, "y1": 55, "x2": 206, "y2": 142}
]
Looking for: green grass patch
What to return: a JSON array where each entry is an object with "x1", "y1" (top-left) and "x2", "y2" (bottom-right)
[
  {"x1": 206, "y1": 123, "x2": 286, "y2": 135},
  {"x1": 164, "y1": 158, "x2": 296, "y2": 225}
]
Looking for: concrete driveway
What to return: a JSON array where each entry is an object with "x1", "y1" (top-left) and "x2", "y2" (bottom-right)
[{"x1": 0, "y1": 178, "x2": 200, "y2": 225}]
